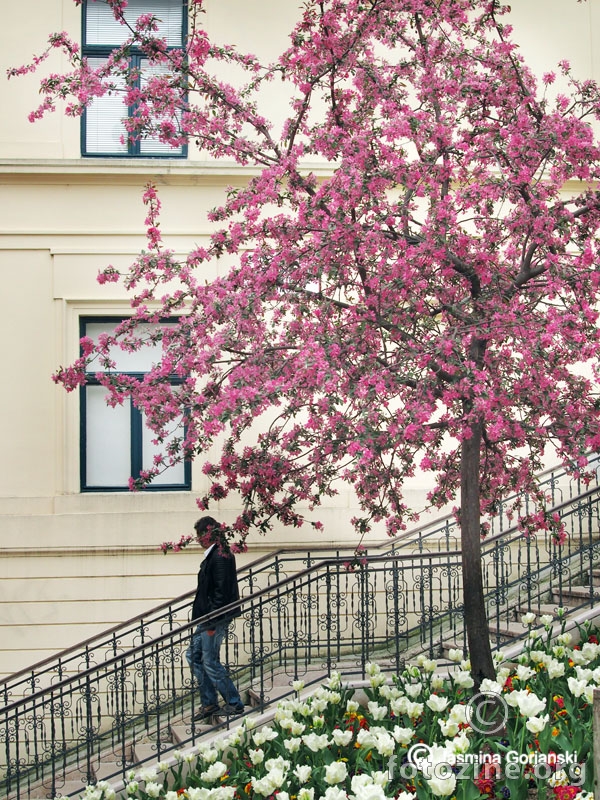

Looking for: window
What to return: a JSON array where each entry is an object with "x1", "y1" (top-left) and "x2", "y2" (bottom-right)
[
  {"x1": 80, "y1": 318, "x2": 191, "y2": 491},
  {"x1": 82, "y1": 0, "x2": 187, "y2": 157}
]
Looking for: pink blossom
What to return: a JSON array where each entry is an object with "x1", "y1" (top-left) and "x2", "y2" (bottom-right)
[{"x1": 26, "y1": 2, "x2": 600, "y2": 596}]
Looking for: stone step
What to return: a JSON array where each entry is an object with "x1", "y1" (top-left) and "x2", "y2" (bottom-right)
[
  {"x1": 495, "y1": 621, "x2": 537, "y2": 638},
  {"x1": 552, "y1": 585, "x2": 600, "y2": 601},
  {"x1": 439, "y1": 640, "x2": 467, "y2": 658},
  {"x1": 171, "y1": 722, "x2": 213, "y2": 744},
  {"x1": 133, "y1": 742, "x2": 169, "y2": 766},
  {"x1": 491, "y1": 622, "x2": 523, "y2": 636},
  {"x1": 25, "y1": 780, "x2": 90, "y2": 799},
  {"x1": 94, "y1": 760, "x2": 131, "y2": 783},
  {"x1": 517, "y1": 603, "x2": 574, "y2": 617},
  {"x1": 248, "y1": 662, "x2": 408, "y2": 707},
  {"x1": 248, "y1": 682, "x2": 297, "y2": 707}
]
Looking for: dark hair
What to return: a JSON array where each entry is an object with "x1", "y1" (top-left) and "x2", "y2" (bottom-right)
[
  {"x1": 194, "y1": 515, "x2": 218, "y2": 531},
  {"x1": 194, "y1": 516, "x2": 231, "y2": 555},
  {"x1": 194, "y1": 516, "x2": 223, "y2": 541}
]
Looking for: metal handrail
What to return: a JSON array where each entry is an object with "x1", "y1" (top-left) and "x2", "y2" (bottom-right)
[
  {"x1": 3, "y1": 453, "x2": 596, "y2": 694},
  {"x1": 2, "y1": 459, "x2": 600, "y2": 798}
]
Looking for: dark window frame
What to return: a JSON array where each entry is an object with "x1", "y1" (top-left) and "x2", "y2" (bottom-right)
[
  {"x1": 81, "y1": 0, "x2": 188, "y2": 158},
  {"x1": 79, "y1": 316, "x2": 192, "y2": 492}
]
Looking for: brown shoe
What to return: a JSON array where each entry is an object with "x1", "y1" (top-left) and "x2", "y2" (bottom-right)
[{"x1": 194, "y1": 704, "x2": 220, "y2": 720}]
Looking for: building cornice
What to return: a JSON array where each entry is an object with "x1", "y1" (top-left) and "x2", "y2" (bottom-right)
[
  {"x1": 0, "y1": 159, "x2": 593, "y2": 196},
  {"x1": 0, "y1": 157, "x2": 332, "y2": 186}
]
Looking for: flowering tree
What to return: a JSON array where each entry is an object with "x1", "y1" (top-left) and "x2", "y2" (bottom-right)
[{"x1": 13, "y1": 0, "x2": 600, "y2": 682}]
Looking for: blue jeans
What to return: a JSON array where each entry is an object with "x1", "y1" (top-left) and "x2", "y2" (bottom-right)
[{"x1": 186, "y1": 621, "x2": 243, "y2": 708}]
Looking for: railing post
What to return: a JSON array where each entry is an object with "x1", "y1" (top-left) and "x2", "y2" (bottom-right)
[
  {"x1": 359, "y1": 558, "x2": 371, "y2": 673},
  {"x1": 324, "y1": 562, "x2": 333, "y2": 673},
  {"x1": 390, "y1": 547, "x2": 402, "y2": 671},
  {"x1": 291, "y1": 574, "x2": 300, "y2": 681},
  {"x1": 48, "y1": 688, "x2": 59, "y2": 799},
  {"x1": 152, "y1": 640, "x2": 163, "y2": 760},
  {"x1": 84, "y1": 673, "x2": 95, "y2": 787},
  {"x1": 3, "y1": 705, "x2": 17, "y2": 799},
  {"x1": 115, "y1": 655, "x2": 128, "y2": 785},
  {"x1": 587, "y1": 494, "x2": 595, "y2": 608}
]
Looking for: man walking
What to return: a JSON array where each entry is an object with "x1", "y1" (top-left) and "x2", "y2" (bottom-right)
[{"x1": 186, "y1": 516, "x2": 244, "y2": 718}]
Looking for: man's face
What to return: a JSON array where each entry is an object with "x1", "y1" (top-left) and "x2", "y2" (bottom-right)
[{"x1": 195, "y1": 528, "x2": 214, "y2": 549}]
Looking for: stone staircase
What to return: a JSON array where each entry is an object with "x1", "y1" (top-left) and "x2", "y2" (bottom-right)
[
  {"x1": 14, "y1": 593, "x2": 600, "y2": 800},
  {"x1": 14, "y1": 704, "x2": 248, "y2": 799},
  {"x1": 14, "y1": 657, "x2": 403, "y2": 799},
  {"x1": 504, "y1": 568, "x2": 600, "y2": 639},
  {"x1": 8, "y1": 531, "x2": 600, "y2": 799},
  {"x1": 439, "y1": 569, "x2": 600, "y2": 659},
  {"x1": 28, "y1": 573, "x2": 600, "y2": 800}
]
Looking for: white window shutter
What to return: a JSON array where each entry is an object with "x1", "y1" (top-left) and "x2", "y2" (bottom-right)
[
  {"x1": 139, "y1": 59, "x2": 184, "y2": 155},
  {"x1": 85, "y1": 321, "x2": 178, "y2": 372},
  {"x1": 142, "y1": 412, "x2": 187, "y2": 485},
  {"x1": 84, "y1": 58, "x2": 128, "y2": 155},
  {"x1": 86, "y1": 386, "x2": 132, "y2": 486},
  {"x1": 85, "y1": 0, "x2": 184, "y2": 47}
]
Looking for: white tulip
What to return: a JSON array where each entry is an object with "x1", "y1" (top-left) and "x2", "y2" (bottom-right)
[
  {"x1": 325, "y1": 761, "x2": 348, "y2": 785},
  {"x1": 332, "y1": 728, "x2": 354, "y2": 746},
  {"x1": 426, "y1": 694, "x2": 450, "y2": 713},
  {"x1": 525, "y1": 714, "x2": 549, "y2": 734},
  {"x1": 293, "y1": 764, "x2": 312, "y2": 783},
  {"x1": 567, "y1": 677, "x2": 589, "y2": 698},
  {"x1": 392, "y1": 725, "x2": 414, "y2": 744}
]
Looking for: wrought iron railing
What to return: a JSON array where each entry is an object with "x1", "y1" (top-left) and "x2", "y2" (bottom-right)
[
  {"x1": 2, "y1": 458, "x2": 600, "y2": 799},
  {"x1": 3, "y1": 453, "x2": 597, "y2": 707}
]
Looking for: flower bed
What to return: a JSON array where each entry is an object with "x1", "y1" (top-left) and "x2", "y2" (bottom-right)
[{"x1": 81, "y1": 613, "x2": 598, "y2": 800}]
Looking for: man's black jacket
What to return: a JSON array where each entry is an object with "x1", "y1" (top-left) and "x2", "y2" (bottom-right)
[{"x1": 192, "y1": 545, "x2": 241, "y2": 629}]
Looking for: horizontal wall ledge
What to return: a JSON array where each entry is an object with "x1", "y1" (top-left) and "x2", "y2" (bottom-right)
[{"x1": 0, "y1": 157, "x2": 334, "y2": 185}]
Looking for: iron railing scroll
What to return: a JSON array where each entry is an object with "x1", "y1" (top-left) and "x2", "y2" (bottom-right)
[{"x1": 2, "y1": 457, "x2": 600, "y2": 798}]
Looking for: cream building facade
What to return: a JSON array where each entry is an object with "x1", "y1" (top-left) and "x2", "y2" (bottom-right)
[{"x1": 0, "y1": 0, "x2": 598, "y2": 680}]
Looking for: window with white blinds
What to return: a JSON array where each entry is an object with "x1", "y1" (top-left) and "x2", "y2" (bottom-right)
[
  {"x1": 82, "y1": 0, "x2": 186, "y2": 157},
  {"x1": 84, "y1": 58, "x2": 129, "y2": 154},
  {"x1": 85, "y1": 0, "x2": 184, "y2": 47}
]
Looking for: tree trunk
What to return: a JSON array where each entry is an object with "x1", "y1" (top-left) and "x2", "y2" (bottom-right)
[{"x1": 460, "y1": 419, "x2": 496, "y2": 686}]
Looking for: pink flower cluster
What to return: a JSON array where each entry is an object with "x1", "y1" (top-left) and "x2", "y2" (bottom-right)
[
  {"x1": 22, "y1": 0, "x2": 600, "y2": 553},
  {"x1": 160, "y1": 534, "x2": 194, "y2": 555}
]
